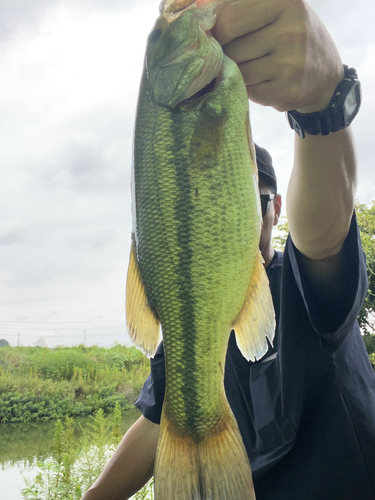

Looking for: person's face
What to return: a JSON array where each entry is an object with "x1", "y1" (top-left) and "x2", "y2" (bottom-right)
[{"x1": 258, "y1": 177, "x2": 281, "y2": 257}]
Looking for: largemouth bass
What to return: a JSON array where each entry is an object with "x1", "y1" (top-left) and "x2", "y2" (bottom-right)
[{"x1": 126, "y1": 2, "x2": 275, "y2": 499}]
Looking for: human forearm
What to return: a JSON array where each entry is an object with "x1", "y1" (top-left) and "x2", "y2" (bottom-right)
[
  {"x1": 212, "y1": 0, "x2": 358, "y2": 260},
  {"x1": 287, "y1": 127, "x2": 357, "y2": 260},
  {"x1": 81, "y1": 416, "x2": 159, "y2": 500},
  {"x1": 285, "y1": 25, "x2": 357, "y2": 261}
]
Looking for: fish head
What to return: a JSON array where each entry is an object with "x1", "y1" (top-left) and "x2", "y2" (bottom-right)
[{"x1": 144, "y1": 8, "x2": 223, "y2": 108}]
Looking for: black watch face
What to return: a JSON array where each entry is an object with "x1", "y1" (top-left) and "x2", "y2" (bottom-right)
[{"x1": 344, "y1": 85, "x2": 359, "y2": 124}]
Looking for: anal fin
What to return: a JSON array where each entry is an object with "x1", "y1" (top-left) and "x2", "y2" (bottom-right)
[
  {"x1": 233, "y1": 250, "x2": 275, "y2": 362},
  {"x1": 125, "y1": 241, "x2": 160, "y2": 358}
]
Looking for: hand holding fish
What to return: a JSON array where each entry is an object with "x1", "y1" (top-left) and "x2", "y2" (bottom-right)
[
  {"x1": 212, "y1": 0, "x2": 343, "y2": 113},
  {"x1": 211, "y1": 0, "x2": 356, "y2": 263}
]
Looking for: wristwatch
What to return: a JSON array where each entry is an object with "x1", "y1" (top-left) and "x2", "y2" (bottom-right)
[{"x1": 287, "y1": 65, "x2": 361, "y2": 139}]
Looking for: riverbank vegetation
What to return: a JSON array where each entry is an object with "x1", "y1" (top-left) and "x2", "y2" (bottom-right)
[
  {"x1": 21, "y1": 404, "x2": 153, "y2": 500},
  {"x1": 0, "y1": 344, "x2": 149, "y2": 424}
]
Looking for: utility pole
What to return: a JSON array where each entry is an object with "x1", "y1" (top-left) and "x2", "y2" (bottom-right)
[
  {"x1": 84, "y1": 329, "x2": 86, "y2": 346},
  {"x1": 17, "y1": 332, "x2": 20, "y2": 346}
]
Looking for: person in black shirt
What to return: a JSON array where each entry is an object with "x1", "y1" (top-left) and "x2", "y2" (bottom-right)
[
  {"x1": 81, "y1": 0, "x2": 375, "y2": 499},
  {"x1": 135, "y1": 146, "x2": 375, "y2": 499}
]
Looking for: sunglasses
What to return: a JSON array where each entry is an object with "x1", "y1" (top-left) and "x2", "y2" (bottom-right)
[{"x1": 260, "y1": 194, "x2": 275, "y2": 217}]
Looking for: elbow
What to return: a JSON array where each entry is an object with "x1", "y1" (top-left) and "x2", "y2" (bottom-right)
[{"x1": 290, "y1": 207, "x2": 353, "y2": 261}]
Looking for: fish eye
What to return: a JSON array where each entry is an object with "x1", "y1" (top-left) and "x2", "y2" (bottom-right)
[{"x1": 149, "y1": 29, "x2": 162, "y2": 43}]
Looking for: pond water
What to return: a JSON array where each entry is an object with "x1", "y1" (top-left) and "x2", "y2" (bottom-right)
[{"x1": 0, "y1": 408, "x2": 141, "y2": 500}]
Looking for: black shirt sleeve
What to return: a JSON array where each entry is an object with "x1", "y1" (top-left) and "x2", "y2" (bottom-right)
[
  {"x1": 286, "y1": 212, "x2": 368, "y2": 348},
  {"x1": 135, "y1": 341, "x2": 165, "y2": 424}
]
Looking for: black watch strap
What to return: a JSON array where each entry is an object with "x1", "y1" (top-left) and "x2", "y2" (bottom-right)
[{"x1": 287, "y1": 65, "x2": 361, "y2": 138}]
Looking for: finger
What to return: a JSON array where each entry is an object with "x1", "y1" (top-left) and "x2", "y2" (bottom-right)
[
  {"x1": 212, "y1": 0, "x2": 281, "y2": 46},
  {"x1": 246, "y1": 79, "x2": 288, "y2": 111},
  {"x1": 238, "y1": 55, "x2": 277, "y2": 88},
  {"x1": 223, "y1": 22, "x2": 276, "y2": 64},
  {"x1": 241, "y1": 54, "x2": 304, "y2": 111}
]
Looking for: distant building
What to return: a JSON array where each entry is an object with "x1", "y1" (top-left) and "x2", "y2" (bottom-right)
[{"x1": 0, "y1": 339, "x2": 9, "y2": 347}]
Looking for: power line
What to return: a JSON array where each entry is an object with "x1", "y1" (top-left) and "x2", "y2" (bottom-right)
[
  {"x1": 0, "y1": 319, "x2": 124, "y2": 324},
  {"x1": 3, "y1": 332, "x2": 127, "y2": 338},
  {"x1": 0, "y1": 308, "x2": 125, "y2": 314},
  {"x1": 0, "y1": 325, "x2": 125, "y2": 331}
]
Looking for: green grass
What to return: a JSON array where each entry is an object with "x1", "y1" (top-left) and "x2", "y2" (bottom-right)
[
  {"x1": 21, "y1": 404, "x2": 154, "y2": 500},
  {"x1": 0, "y1": 344, "x2": 149, "y2": 424}
]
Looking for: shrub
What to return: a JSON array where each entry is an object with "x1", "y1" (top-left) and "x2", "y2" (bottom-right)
[
  {"x1": 21, "y1": 404, "x2": 154, "y2": 500},
  {"x1": 0, "y1": 345, "x2": 150, "y2": 424}
]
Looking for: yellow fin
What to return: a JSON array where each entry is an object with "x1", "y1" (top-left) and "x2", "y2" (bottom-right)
[
  {"x1": 125, "y1": 241, "x2": 161, "y2": 358},
  {"x1": 233, "y1": 250, "x2": 275, "y2": 362},
  {"x1": 154, "y1": 408, "x2": 256, "y2": 500}
]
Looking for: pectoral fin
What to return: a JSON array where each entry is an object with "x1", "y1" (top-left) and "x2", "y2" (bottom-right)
[
  {"x1": 232, "y1": 251, "x2": 275, "y2": 361},
  {"x1": 126, "y1": 242, "x2": 161, "y2": 358}
]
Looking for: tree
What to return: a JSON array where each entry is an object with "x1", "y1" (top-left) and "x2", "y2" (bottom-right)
[
  {"x1": 272, "y1": 216, "x2": 289, "y2": 253},
  {"x1": 356, "y1": 201, "x2": 375, "y2": 334},
  {"x1": 271, "y1": 201, "x2": 375, "y2": 335},
  {"x1": 34, "y1": 336, "x2": 47, "y2": 348}
]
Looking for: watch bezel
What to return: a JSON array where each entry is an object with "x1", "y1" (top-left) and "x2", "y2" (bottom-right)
[{"x1": 342, "y1": 82, "x2": 362, "y2": 127}]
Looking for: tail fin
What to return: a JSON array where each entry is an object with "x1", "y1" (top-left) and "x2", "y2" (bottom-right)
[{"x1": 154, "y1": 409, "x2": 256, "y2": 500}]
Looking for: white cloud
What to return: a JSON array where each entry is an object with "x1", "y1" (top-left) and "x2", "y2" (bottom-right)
[{"x1": 0, "y1": 0, "x2": 374, "y2": 346}]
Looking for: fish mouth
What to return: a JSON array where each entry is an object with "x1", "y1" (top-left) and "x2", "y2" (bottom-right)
[
  {"x1": 172, "y1": 50, "x2": 223, "y2": 107},
  {"x1": 161, "y1": 24, "x2": 215, "y2": 68},
  {"x1": 149, "y1": 7, "x2": 223, "y2": 108},
  {"x1": 161, "y1": 25, "x2": 223, "y2": 107}
]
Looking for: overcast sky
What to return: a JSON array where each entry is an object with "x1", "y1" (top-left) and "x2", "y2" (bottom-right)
[{"x1": 0, "y1": 0, "x2": 374, "y2": 348}]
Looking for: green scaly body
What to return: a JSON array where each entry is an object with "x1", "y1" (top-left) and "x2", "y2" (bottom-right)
[{"x1": 133, "y1": 55, "x2": 260, "y2": 439}]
